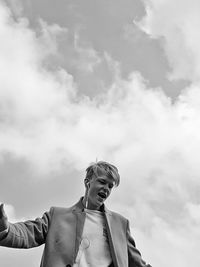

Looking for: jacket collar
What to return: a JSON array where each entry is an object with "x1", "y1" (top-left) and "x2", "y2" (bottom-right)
[{"x1": 72, "y1": 197, "x2": 111, "y2": 215}]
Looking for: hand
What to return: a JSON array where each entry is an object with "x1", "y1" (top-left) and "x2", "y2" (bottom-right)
[{"x1": 0, "y1": 204, "x2": 8, "y2": 231}]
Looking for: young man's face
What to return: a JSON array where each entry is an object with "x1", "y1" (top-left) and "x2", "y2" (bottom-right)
[{"x1": 86, "y1": 171, "x2": 115, "y2": 210}]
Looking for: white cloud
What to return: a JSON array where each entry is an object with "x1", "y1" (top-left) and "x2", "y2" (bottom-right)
[
  {"x1": 2, "y1": 1, "x2": 200, "y2": 266},
  {"x1": 3, "y1": 0, "x2": 23, "y2": 18},
  {"x1": 73, "y1": 32, "x2": 101, "y2": 73},
  {"x1": 133, "y1": 215, "x2": 200, "y2": 266},
  {"x1": 137, "y1": 0, "x2": 200, "y2": 82}
]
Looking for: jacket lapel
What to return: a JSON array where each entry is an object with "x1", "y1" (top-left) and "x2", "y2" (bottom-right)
[
  {"x1": 104, "y1": 208, "x2": 128, "y2": 267},
  {"x1": 72, "y1": 198, "x2": 86, "y2": 260},
  {"x1": 104, "y1": 210, "x2": 119, "y2": 267}
]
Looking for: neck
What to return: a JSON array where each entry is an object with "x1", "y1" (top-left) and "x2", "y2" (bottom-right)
[
  {"x1": 82, "y1": 195, "x2": 102, "y2": 211},
  {"x1": 82, "y1": 195, "x2": 89, "y2": 209}
]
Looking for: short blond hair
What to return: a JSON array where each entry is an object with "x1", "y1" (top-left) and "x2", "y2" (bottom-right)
[{"x1": 85, "y1": 161, "x2": 120, "y2": 187}]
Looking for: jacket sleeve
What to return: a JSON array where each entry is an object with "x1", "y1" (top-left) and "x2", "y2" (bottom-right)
[
  {"x1": 127, "y1": 221, "x2": 152, "y2": 267},
  {"x1": 0, "y1": 207, "x2": 53, "y2": 249}
]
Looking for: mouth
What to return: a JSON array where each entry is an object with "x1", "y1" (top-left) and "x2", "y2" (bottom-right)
[{"x1": 97, "y1": 192, "x2": 107, "y2": 200}]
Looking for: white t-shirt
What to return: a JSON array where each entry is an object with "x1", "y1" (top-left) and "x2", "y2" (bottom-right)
[{"x1": 73, "y1": 209, "x2": 112, "y2": 267}]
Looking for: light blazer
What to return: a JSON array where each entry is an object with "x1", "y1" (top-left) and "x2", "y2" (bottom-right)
[{"x1": 0, "y1": 198, "x2": 151, "y2": 267}]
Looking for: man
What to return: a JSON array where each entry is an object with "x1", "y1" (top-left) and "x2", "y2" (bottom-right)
[{"x1": 0, "y1": 161, "x2": 152, "y2": 267}]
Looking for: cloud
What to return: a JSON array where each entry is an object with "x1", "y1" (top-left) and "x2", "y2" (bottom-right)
[
  {"x1": 2, "y1": 1, "x2": 200, "y2": 266},
  {"x1": 4, "y1": 0, "x2": 23, "y2": 18},
  {"x1": 0, "y1": 1, "x2": 76, "y2": 171},
  {"x1": 133, "y1": 213, "x2": 200, "y2": 266},
  {"x1": 137, "y1": 0, "x2": 200, "y2": 82},
  {"x1": 73, "y1": 32, "x2": 101, "y2": 73}
]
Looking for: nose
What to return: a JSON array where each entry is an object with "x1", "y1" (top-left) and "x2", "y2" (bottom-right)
[{"x1": 103, "y1": 184, "x2": 110, "y2": 194}]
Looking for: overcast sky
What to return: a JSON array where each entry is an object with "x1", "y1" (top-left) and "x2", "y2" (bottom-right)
[{"x1": 1, "y1": 0, "x2": 200, "y2": 266}]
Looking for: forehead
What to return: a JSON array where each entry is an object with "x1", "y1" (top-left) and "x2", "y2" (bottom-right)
[{"x1": 93, "y1": 168, "x2": 115, "y2": 184}]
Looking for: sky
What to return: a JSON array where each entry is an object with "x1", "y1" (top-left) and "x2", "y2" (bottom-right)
[{"x1": 1, "y1": 0, "x2": 200, "y2": 266}]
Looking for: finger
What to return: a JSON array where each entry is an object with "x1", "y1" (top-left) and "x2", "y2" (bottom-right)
[{"x1": 0, "y1": 204, "x2": 5, "y2": 217}]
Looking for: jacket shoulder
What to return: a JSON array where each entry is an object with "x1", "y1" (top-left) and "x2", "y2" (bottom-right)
[
  {"x1": 108, "y1": 209, "x2": 128, "y2": 224},
  {"x1": 50, "y1": 205, "x2": 74, "y2": 215}
]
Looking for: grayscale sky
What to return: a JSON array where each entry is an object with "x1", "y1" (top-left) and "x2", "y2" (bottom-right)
[{"x1": 0, "y1": 0, "x2": 200, "y2": 266}]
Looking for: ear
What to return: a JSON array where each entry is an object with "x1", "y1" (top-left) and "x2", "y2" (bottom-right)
[{"x1": 84, "y1": 178, "x2": 90, "y2": 189}]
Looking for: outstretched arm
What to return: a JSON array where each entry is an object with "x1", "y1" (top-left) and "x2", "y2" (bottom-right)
[
  {"x1": 0, "y1": 203, "x2": 52, "y2": 249},
  {"x1": 0, "y1": 204, "x2": 8, "y2": 232},
  {"x1": 0, "y1": 204, "x2": 9, "y2": 239}
]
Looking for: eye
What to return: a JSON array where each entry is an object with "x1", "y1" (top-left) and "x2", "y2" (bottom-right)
[{"x1": 109, "y1": 184, "x2": 114, "y2": 189}]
